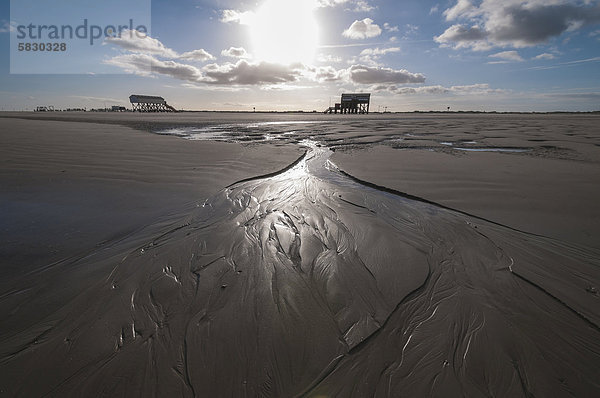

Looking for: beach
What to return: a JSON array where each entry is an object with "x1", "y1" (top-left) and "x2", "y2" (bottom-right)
[{"x1": 1, "y1": 112, "x2": 599, "y2": 396}]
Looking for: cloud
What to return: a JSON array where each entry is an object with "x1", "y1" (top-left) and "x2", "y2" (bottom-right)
[
  {"x1": 317, "y1": 53, "x2": 344, "y2": 64},
  {"x1": 359, "y1": 47, "x2": 401, "y2": 64},
  {"x1": 105, "y1": 29, "x2": 214, "y2": 62},
  {"x1": 488, "y1": 4, "x2": 600, "y2": 47},
  {"x1": 348, "y1": 64, "x2": 425, "y2": 84},
  {"x1": 105, "y1": 29, "x2": 178, "y2": 58},
  {"x1": 404, "y1": 24, "x2": 420, "y2": 38},
  {"x1": 105, "y1": 53, "x2": 305, "y2": 87},
  {"x1": 488, "y1": 50, "x2": 524, "y2": 63},
  {"x1": 343, "y1": 18, "x2": 382, "y2": 39},
  {"x1": 526, "y1": 56, "x2": 600, "y2": 70},
  {"x1": 533, "y1": 52, "x2": 556, "y2": 60},
  {"x1": 444, "y1": 0, "x2": 477, "y2": 21},
  {"x1": 221, "y1": 47, "x2": 250, "y2": 58},
  {"x1": 101, "y1": 28, "x2": 419, "y2": 91},
  {"x1": 360, "y1": 47, "x2": 401, "y2": 57},
  {"x1": 202, "y1": 60, "x2": 304, "y2": 85},
  {"x1": 104, "y1": 53, "x2": 203, "y2": 81},
  {"x1": 219, "y1": 1, "x2": 376, "y2": 27},
  {"x1": 375, "y1": 83, "x2": 506, "y2": 96},
  {"x1": 307, "y1": 65, "x2": 345, "y2": 82},
  {"x1": 349, "y1": 0, "x2": 376, "y2": 12},
  {"x1": 180, "y1": 49, "x2": 215, "y2": 61},
  {"x1": 383, "y1": 23, "x2": 399, "y2": 32},
  {"x1": 430, "y1": 5, "x2": 440, "y2": 15},
  {"x1": 437, "y1": 0, "x2": 600, "y2": 50},
  {"x1": 180, "y1": 83, "x2": 246, "y2": 92},
  {"x1": 434, "y1": 24, "x2": 489, "y2": 50},
  {"x1": 220, "y1": 9, "x2": 255, "y2": 25},
  {"x1": 318, "y1": 0, "x2": 375, "y2": 12}
]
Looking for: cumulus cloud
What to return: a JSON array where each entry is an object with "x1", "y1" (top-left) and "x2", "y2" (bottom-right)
[
  {"x1": 351, "y1": 0, "x2": 376, "y2": 12},
  {"x1": 104, "y1": 53, "x2": 203, "y2": 81},
  {"x1": 317, "y1": 53, "x2": 344, "y2": 64},
  {"x1": 488, "y1": 4, "x2": 600, "y2": 46},
  {"x1": 221, "y1": 47, "x2": 249, "y2": 58},
  {"x1": 104, "y1": 32, "x2": 301, "y2": 87},
  {"x1": 317, "y1": 0, "x2": 344, "y2": 6},
  {"x1": 437, "y1": 0, "x2": 600, "y2": 50},
  {"x1": 105, "y1": 53, "x2": 305, "y2": 87},
  {"x1": 443, "y1": 0, "x2": 477, "y2": 21},
  {"x1": 180, "y1": 49, "x2": 215, "y2": 61},
  {"x1": 359, "y1": 47, "x2": 401, "y2": 64},
  {"x1": 307, "y1": 65, "x2": 345, "y2": 82},
  {"x1": 318, "y1": 0, "x2": 375, "y2": 12},
  {"x1": 101, "y1": 27, "x2": 423, "y2": 91},
  {"x1": 220, "y1": 9, "x2": 255, "y2": 25},
  {"x1": 488, "y1": 50, "x2": 524, "y2": 63},
  {"x1": 202, "y1": 60, "x2": 304, "y2": 85},
  {"x1": 434, "y1": 24, "x2": 489, "y2": 50},
  {"x1": 343, "y1": 18, "x2": 382, "y2": 39},
  {"x1": 105, "y1": 29, "x2": 214, "y2": 61},
  {"x1": 348, "y1": 64, "x2": 425, "y2": 84},
  {"x1": 105, "y1": 29, "x2": 178, "y2": 58}
]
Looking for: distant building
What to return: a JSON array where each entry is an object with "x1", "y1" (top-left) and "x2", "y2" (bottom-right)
[
  {"x1": 129, "y1": 95, "x2": 177, "y2": 112},
  {"x1": 324, "y1": 93, "x2": 370, "y2": 114},
  {"x1": 111, "y1": 106, "x2": 127, "y2": 112}
]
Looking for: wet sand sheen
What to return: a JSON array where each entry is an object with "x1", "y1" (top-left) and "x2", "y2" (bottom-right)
[
  {"x1": 1, "y1": 138, "x2": 599, "y2": 396},
  {"x1": 332, "y1": 145, "x2": 600, "y2": 250}
]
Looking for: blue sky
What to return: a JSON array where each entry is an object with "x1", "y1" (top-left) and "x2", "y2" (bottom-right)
[{"x1": 1, "y1": 0, "x2": 599, "y2": 112}]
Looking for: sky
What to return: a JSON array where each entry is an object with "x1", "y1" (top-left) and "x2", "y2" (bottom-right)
[{"x1": 1, "y1": 0, "x2": 599, "y2": 112}]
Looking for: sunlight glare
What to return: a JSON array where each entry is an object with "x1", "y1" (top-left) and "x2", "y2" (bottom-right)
[{"x1": 250, "y1": 0, "x2": 319, "y2": 65}]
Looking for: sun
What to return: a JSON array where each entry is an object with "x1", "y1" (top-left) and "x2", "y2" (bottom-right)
[{"x1": 250, "y1": 0, "x2": 319, "y2": 65}]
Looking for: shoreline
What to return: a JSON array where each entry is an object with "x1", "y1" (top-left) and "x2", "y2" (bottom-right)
[{"x1": 2, "y1": 110, "x2": 600, "y2": 115}]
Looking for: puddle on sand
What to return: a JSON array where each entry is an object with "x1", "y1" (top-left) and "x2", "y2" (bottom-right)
[{"x1": 455, "y1": 147, "x2": 530, "y2": 153}]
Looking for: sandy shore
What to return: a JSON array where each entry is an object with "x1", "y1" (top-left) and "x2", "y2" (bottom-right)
[
  {"x1": 0, "y1": 116, "x2": 303, "y2": 281},
  {"x1": 1, "y1": 112, "x2": 599, "y2": 397},
  {"x1": 333, "y1": 145, "x2": 600, "y2": 249}
]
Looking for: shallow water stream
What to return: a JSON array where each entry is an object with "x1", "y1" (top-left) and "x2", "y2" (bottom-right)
[{"x1": 1, "y1": 142, "x2": 599, "y2": 397}]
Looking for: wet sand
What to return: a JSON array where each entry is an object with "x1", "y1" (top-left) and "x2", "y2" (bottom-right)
[
  {"x1": 0, "y1": 117, "x2": 303, "y2": 273},
  {"x1": 1, "y1": 112, "x2": 599, "y2": 396},
  {"x1": 333, "y1": 146, "x2": 600, "y2": 250}
]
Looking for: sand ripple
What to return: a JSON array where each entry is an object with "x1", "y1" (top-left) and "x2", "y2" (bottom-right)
[{"x1": 1, "y1": 144, "x2": 599, "y2": 397}]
